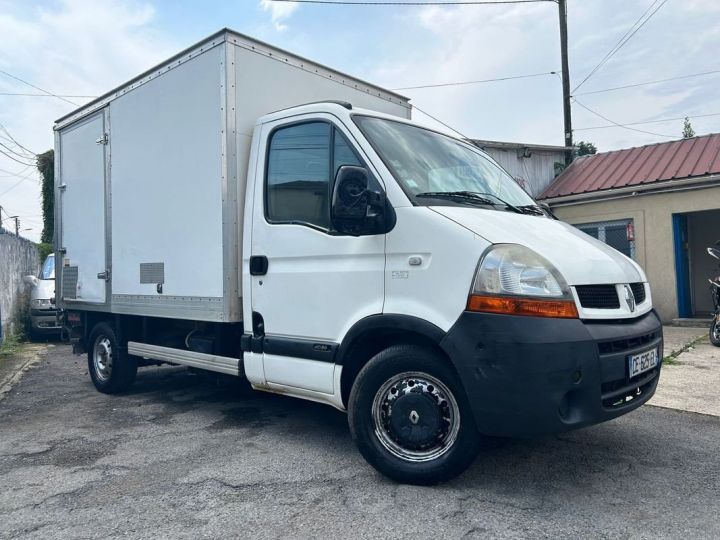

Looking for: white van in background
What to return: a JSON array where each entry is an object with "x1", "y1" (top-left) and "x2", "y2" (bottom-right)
[
  {"x1": 54, "y1": 29, "x2": 663, "y2": 484},
  {"x1": 24, "y1": 254, "x2": 60, "y2": 339}
]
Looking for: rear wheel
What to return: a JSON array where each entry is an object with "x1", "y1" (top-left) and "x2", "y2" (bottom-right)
[
  {"x1": 348, "y1": 344, "x2": 480, "y2": 485},
  {"x1": 88, "y1": 322, "x2": 137, "y2": 394},
  {"x1": 710, "y1": 316, "x2": 720, "y2": 347}
]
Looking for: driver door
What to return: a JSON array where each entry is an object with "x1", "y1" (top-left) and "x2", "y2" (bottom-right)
[{"x1": 249, "y1": 114, "x2": 386, "y2": 396}]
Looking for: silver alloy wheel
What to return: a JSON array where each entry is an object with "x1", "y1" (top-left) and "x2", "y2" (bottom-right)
[
  {"x1": 93, "y1": 336, "x2": 113, "y2": 382},
  {"x1": 713, "y1": 319, "x2": 720, "y2": 341},
  {"x1": 371, "y1": 371, "x2": 460, "y2": 463}
]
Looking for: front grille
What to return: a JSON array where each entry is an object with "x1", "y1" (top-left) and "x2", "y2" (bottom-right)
[
  {"x1": 601, "y1": 368, "x2": 659, "y2": 409},
  {"x1": 630, "y1": 282, "x2": 646, "y2": 304},
  {"x1": 597, "y1": 331, "x2": 657, "y2": 355},
  {"x1": 575, "y1": 285, "x2": 620, "y2": 309}
]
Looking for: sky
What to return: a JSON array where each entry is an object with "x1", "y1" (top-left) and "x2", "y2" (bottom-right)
[{"x1": 1, "y1": 0, "x2": 719, "y2": 242}]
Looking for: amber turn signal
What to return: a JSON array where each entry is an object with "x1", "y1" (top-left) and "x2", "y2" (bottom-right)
[{"x1": 467, "y1": 295, "x2": 579, "y2": 319}]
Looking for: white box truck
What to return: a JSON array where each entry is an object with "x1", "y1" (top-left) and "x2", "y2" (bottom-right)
[{"x1": 55, "y1": 28, "x2": 663, "y2": 484}]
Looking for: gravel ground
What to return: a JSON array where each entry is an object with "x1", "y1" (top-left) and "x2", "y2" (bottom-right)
[{"x1": 1, "y1": 345, "x2": 719, "y2": 539}]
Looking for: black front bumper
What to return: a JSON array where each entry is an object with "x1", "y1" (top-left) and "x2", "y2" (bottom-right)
[{"x1": 440, "y1": 310, "x2": 663, "y2": 437}]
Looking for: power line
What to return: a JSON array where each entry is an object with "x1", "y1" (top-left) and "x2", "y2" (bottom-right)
[
  {"x1": 572, "y1": 0, "x2": 670, "y2": 93},
  {"x1": 411, "y1": 103, "x2": 473, "y2": 140},
  {"x1": 0, "y1": 122, "x2": 36, "y2": 155},
  {"x1": 573, "y1": 69, "x2": 720, "y2": 96},
  {"x1": 572, "y1": 98, "x2": 675, "y2": 138},
  {"x1": 0, "y1": 166, "x2": 36, "y2": 179},
  {"x1": 392, "y1": 70, "x2": 558, "y2": 90},
  {"x1": 0, "y1": 147, "x2": 36, "y2": 167},
  {"x1": 0, "y1": 176, "x2": 28, "y2": 197},
  {"x1": 575, "y1": 111, "x2": 720, "y2": 131},
  {"x1": 572, "y1": 0, "x2": 662, "y2": 93},
  {"x1": 0, "y1": 141, "x2": 33, "y2": 161},
  {"x1": 0, "y1": 68, "x2": 78, "y2": 106},
  {"x1": 269, "y1": 0, "x2": 555, "y2": 4},
  {"x1": 0, "y1": 92, "x2": 97, "y2": 98}
]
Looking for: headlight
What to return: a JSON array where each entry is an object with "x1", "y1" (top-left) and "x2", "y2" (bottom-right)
[
  {"x1": 468, "y1": 244, "x2": 577, "y2": 318},
  {"x1": 31, "y1": 299, "x2": 51, "y2": 308},
  {"x1": 472, "y1": 244, "x2": 569, "y2": 298}
]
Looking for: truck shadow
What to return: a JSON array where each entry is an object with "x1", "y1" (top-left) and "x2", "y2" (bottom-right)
[{"x1": 116, "y1": 363, "x2": 696, "y2": 495}]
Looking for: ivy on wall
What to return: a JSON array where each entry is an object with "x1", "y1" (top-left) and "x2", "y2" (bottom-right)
[{"x1": 36, "y1": 150, "x2": 54, "y2": 246}]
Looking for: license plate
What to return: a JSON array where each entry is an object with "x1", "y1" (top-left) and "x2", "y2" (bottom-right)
[{"x1": 628, "y1": 348, "x2": 658, "y2": 378}]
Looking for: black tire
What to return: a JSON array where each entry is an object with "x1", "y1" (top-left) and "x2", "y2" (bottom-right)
[
  {"x1": 710, "y1": 316, "x2": 720, "y2": 347},
  {"x1": 348, "y1": 344, "x2": 480, "y2": 485},
  {"x1": 87, "y1": 322, "x2": 137, "y2": 394},
  {"x1": 28, "y1": 329, "x2": 41, "y2": 342}
]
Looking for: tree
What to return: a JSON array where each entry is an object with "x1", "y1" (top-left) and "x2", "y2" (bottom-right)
[
  {"x1": 36, "y1": 150, "x2": 54, "y2": 244},
  {"x1": 575, "y1": 141, "x2": 597, "y2": 157},
  {"x1": 682, "y1": 117, "x2": 695, "y2": 139}
]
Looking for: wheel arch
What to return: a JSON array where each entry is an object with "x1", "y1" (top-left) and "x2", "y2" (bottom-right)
[{"x1": 337, "y1": 314, "x2": 451, "y2": 407}]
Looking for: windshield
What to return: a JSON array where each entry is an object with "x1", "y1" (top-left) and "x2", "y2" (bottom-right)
[
  {"x1": 353, "y1": 116, "x2": 536, "y2": 208},
  {"x1": 39, "y1": 254, "x2": 55, "y2": 280}
]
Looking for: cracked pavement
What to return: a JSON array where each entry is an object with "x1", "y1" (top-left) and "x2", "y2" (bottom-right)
[{"x1": 1, "y1": 345, "x2": 719, "y2": 539}]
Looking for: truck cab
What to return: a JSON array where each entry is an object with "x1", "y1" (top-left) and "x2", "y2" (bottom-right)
[{"x1": 239, "y1": 102, "x2": 662, "y2": 481}]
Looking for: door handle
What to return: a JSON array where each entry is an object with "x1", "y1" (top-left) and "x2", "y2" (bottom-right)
[{"x1": 250, "y1": 256, "x2": 268, "y2": 276}]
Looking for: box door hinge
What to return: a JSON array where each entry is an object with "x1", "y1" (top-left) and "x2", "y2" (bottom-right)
[{"x1": 95, "y1": 133, "x2": 109, "y2": 145}]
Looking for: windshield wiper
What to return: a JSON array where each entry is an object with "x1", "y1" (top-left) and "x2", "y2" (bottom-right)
[
  {"x1": 415, "y1": 191, "x2": 496, "y2": 207},
  {"x1": 459, "y1": 192, "x2": 548, "y2": 216},
  {"x1": 416, "y1": 191, "x2": 546, "y2": 216},
  {"x1": 516, "y1": 204, "x2": 547, "y2": 217}
]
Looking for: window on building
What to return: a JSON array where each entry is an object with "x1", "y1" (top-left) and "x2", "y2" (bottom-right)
[
  {"x1": 576, "y1": 219, "x2": 635, "y2": 259},
  {"x1": 266, "y1": 122, "x2": 363, "y2": 230}
]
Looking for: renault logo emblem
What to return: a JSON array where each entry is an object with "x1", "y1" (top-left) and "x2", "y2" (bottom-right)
[{"x1": 623, "y1": 285, "x2": 636, "y2": 312}]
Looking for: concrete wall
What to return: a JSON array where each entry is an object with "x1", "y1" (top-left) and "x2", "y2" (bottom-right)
[
  {"x1": 0, "y1": 231, "x2": 39, "y2": 335},
  {"x1": 551, "y1": 184, "x2": 720, "y2": 323}
]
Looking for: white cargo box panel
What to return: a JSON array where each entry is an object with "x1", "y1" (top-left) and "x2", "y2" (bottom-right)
[{"x1": 54, "y1": 28, "x2": 411, "y2": 323}]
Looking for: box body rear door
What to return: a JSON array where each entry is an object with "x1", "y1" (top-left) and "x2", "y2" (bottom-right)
[{"x1": 57, "y1": 109, "x2": 109, "y2": 306}]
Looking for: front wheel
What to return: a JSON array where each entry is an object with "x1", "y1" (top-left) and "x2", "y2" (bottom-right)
[
  {"x1": 348, "y1": 344, "x2": 480, "y2": 485},
  {"x1": 710, "y1": 316, "x2": 720, "y2": 347}
]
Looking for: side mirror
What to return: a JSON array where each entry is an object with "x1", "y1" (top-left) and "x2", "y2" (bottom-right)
[
  {"x1": 23, "y1": 275, "x2": 39, "y2": 288},
  {"x1": 708, "y1": 247, "x2": 720, "y2": 261},
  {"x1": 331, "y1": 166, "x2": 391, "y2": 236}
]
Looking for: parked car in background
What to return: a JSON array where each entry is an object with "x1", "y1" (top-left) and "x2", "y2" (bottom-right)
[{"x1": 24, "y1": 254, "x2": 60, "y2": 339}]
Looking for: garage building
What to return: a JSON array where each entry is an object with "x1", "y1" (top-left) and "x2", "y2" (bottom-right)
[{"x1": 540, "y1": 134, "x2": 720, "y2": 323}]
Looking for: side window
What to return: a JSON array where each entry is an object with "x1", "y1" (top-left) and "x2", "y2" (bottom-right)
[
  {"x1": 266, "y1": 122, "x2": 366, "y2": 230},
  {"x1": 334, "y1": 131, "x2": 362, "y2": 178},
  {"x1": 267, "y1": 122, "x2": 332, "y2": 229}
]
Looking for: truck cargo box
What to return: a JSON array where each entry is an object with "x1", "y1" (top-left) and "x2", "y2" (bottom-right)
[{"x1": 54, "y1": 28, "x2": 411, "y2": 323}]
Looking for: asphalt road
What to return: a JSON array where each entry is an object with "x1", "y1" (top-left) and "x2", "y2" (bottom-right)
[{"x1": 1, "y1": 345, "x2": 719, "y2": 539}]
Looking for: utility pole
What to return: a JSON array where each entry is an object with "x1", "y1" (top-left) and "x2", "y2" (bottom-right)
[{"x1": 558, "y1": 0, "x2": 573, "y2": 165}]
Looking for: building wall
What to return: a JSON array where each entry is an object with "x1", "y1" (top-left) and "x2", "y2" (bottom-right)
[
  {"x1": 551, "y1": 184, "x2": 720, "y2": 322},
  {"x1": 481, "y1": 147, "x2": 564, "y2": 198},
  {"x1": 0, "y1": 231, "x2": 39, "y2": 336}
]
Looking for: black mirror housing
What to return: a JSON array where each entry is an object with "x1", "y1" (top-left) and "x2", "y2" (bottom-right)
[{"x1": 331, "y1": 166, "x2": 394, "y2": 236}]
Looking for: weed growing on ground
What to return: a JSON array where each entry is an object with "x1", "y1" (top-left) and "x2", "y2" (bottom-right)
[
  {"x1": 662, "y1": 335, "x2": 707, "y2": 365},
  {"x1": 0, "y1": 332, "x2": 20, "y2": 360}
]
